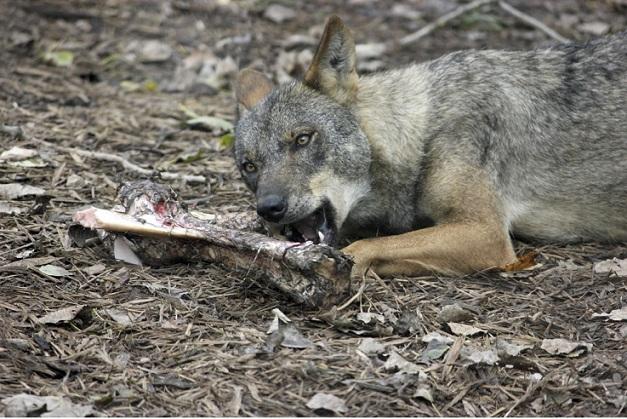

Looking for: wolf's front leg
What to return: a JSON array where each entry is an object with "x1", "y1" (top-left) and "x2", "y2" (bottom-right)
[{"x1": 342, "y1": 221, "x2": 516, "y2": 277}]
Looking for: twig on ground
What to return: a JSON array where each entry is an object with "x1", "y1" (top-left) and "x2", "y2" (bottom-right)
[
  {"x1": 504, "y1": 373, "x2": 551, "y2": 417},
  {"x1": 36, "y1": 140, "x2": 206, "y2": 184},
  {"x1": 498, "y1": 1, "x2": 570, "y2": 43},
  {"x1": 336, "y1": 276, "x2": 367, "y2": 311},
  {"x1": 398, "y1": 0, "x2": 495, "y2": 47},
  {"x1": 394, "y1": 0, "x2": 569, "y2": 51}
]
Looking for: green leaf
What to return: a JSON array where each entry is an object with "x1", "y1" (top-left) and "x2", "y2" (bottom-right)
[
  {"x1": 43, "y1": 50, "x2": 74, "y2": 67},
  {"x1": 143, "y1": 79, "x2": 158, "y2": 92},
  {"x1": 120, "y1": 80, "x2": 158, "y2": 93},
  {"x1": 219, "y1": 133, "x2": 235, "y2": 148},
  {"x1": 174, "y1": 149, "x2": 204, "y2": 164}
]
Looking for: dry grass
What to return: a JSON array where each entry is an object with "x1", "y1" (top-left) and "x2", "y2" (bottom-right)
[{"x1": 1, "y1": 0, "x2": 626, "y2": 416}]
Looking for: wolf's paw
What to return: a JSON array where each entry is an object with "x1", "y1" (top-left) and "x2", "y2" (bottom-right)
[{"x1": 342, "y1": 240, "x2": 377, "y2": 279}]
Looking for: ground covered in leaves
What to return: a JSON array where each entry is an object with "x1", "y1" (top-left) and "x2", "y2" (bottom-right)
[{"x1": 1, "y1": 0, "x2": 626, "y2": 416}]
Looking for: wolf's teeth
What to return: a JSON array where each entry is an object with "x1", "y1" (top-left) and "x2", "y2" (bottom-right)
[{"x1": 318, "y1": 230, "x2": 325, "y2": 243}]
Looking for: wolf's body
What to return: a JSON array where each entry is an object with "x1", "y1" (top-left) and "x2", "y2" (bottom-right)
[{"x1": 234, "y1": 17, "x2": 627, "y2": 277}]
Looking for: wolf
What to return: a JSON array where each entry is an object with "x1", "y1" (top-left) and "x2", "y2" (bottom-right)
[{"x1": 233, "y1": 16, "x2": 627, "y2": 278}]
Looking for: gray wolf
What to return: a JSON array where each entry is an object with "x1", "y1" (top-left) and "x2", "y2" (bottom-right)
[{"x1": 233, "y1": 16, "x2": 627, "y2": 278}]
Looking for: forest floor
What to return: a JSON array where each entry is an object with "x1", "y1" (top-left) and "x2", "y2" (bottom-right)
[{"x1": 0, "y1": 0, "x2": 625, "y2": 416}]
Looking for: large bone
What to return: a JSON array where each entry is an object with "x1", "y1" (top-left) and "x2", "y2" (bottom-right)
[{"x1": 72, "y1": 181, "x2": 352, "y2": 307}]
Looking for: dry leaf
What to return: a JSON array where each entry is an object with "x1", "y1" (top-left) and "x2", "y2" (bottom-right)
[
  {"x1": 356, "y1": 312, "x2": 385, "y2": 324},
  {"x1": 104, "y1": 308, "x2": 135, "y2": 326},
  {"x1": 437, "y1": 303, "x2": 474, "y2": 323},
  {"x1": 279, "y1": 325, "x2": 313, "y2": 349},
  {"x1": 578, "y1": 21, "x2": 610, "y2": 35},
  {"x1": 84, "y1": 263, "x2": 106, "y2": 276},
  {"x1": 0, "y1": 202, "x2": 24, "y2": 215},
  {"x1": 421, "y1": 331, "x2": 455, "y2": 344},
  {"x1": 357, "y1": 338, "x2": 386, "y2": 356},
  {"x1": 413, "y1": 384, "x2": 434, "y2": 402},
  {"x1": 4, "y1": 256, "x2": 57, "y2": 268},
  {"x1": 421, "y1": 338, "x2": 451, "y2": 362},
  {"x1": 448, "y1": 322, "x2": 485, "y2": 336},
  {"x1": 38, "y1": 264, "x2": 72, "y2": 277},
  {"x1": 592, "y1": 306, "x2": 627, "y2": 321},
  {"x1": 185, "y1": 116, "x2": 233, "y2": 132},
  {"x1": 496, "y1": 339, "x2": 534, "y2": 357},
  {"x1": 593, "y1": 258, "x2": 627, "y2": 277},
  {"x1": 2, "y1": 394, "x2": 93, "y2": 417},
  {"x1": 540, "y1": 338, "x2": 592, "y2": 357},
  {"x1": 37, "y1": 305, "x2": 87, "y2": 324},
  {"x1": 460, "y1": 346, "x2": 500, "y2": 365},
  {"x1": 356, "y1": 42, "x2": 387, "y2": 60},
  {"x1": 263, "y1": 4, "x2": 296, "y2": 23},
  {"x1": 113, "y1": 236, "x2": 143, "y2": 266},
  {"x1": 0, "y1": 146, "x2": 38, "y2": 161},
  {"x1": 608, "y1": 307, "x2": 627, "y2": 321},
  {"x1": 306, "y1": 392, "x2": 348, "y2": 414},
  {"x1": 383, "y1": 351, "x2": 423, "y2": 374},
  {"x1": 0, "y1": 183, "x2": 46, "y2": 199},
  {"x1": 266, "y1": 308, "x2": 291, "y2": 334},
  {"x1": 501, "y1": 251, "x2": 538, "y2": 271}
]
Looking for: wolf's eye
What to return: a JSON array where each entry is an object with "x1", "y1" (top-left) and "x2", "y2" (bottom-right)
[
  {"x1": 243, "y1": 162, "x2": 257, "y2": 173},
  {"x1": 295, "y1": 132, "x2": 312, "y2": 146}
]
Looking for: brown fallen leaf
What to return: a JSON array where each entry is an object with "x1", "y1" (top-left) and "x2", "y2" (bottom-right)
[
  {"x1": 592, "y1": 306, "x2": 627, "y2": 321},
  {"x1": 3, "y1": 256, "x2": 58, "y2": 269},
  {"x1": 540, "y1": 338, "x2": 592, "y2": 357},
  {"x1": 447, "y1": 322, "x2": 485, "y2": 337},
  {"x1": 2, "y1": 394, "x2": 93, "y2": 417},
  {"x1": 593, "y1": 258, "x2": 627, "y2": 277},
  {"x1": 36, "y1": 305, "x2": 87, "y2": 325},
  {"x1": 501, "y1": 251, "x2": 538, "y2": 271},
  {"x1": 383, "y1": 351, "x2": 424, "y2": 375}
]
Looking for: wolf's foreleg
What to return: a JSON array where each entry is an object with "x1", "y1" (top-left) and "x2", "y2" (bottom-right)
[
  {"x1": 342, "y1": 221, "x2": 516, "y2": 277},
  {"x1": 343, "y1": 160, "x2": 518, "y2": 277}
]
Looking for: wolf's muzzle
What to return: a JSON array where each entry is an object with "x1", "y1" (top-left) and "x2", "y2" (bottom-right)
[{"x1": 257, "y1": 194, "x2": 288, "y2": 222}]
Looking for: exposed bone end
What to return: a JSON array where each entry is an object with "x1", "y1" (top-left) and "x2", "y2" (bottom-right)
[{"x1": 72, "y1": 207, "x2": 100, "y2": 229}]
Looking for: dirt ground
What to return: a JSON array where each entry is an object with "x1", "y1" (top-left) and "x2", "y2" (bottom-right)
[{"x1": 1, "y1": 0, "x2": 626, "y2": 416}]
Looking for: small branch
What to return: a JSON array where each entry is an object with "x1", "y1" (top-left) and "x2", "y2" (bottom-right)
[
  {"x1": 394, "y1": 0, "x2": 569, "y2": 51},
  {"x1": 498, "y1": 1, "x2": 570, "y2": 43},
  {"x1": 37, "y1": 140, "x2": 206, "y2": 184},
  {"x1": 336, "y1": 277, "x2": 366, "y2": 311},
  {"x1": 503, "y1": 372, "x2": 552, "y2": 417},
  {"x1": 398, "y1": 0, "x2": 496, "y2": 47}
]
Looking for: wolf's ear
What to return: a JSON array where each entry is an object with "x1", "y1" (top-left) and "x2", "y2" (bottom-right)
[
  {"x1": 235, "y1": 68, "x2": 274, "y2": 110},
  {"x1": 304, "y1": 16, "x2": 358, "y2": 105}
]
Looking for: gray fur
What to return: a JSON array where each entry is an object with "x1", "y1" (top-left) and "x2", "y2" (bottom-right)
[{"x1": 235, "y1": 30, "x2": 627, "y2": 244}]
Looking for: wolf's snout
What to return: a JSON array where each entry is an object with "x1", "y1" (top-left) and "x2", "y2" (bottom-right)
[{"x1": 257, "y1": 194, "x2": 288, "y2": 222}]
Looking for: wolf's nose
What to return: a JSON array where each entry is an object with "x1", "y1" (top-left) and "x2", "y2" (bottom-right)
[{"x1": 257, "y1": 194, "x2": 287, "y2": 222}]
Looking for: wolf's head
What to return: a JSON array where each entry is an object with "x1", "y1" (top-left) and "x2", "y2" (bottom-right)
[{"x1": 234, "y1": 16, "x2": 371, "y2": 245}]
